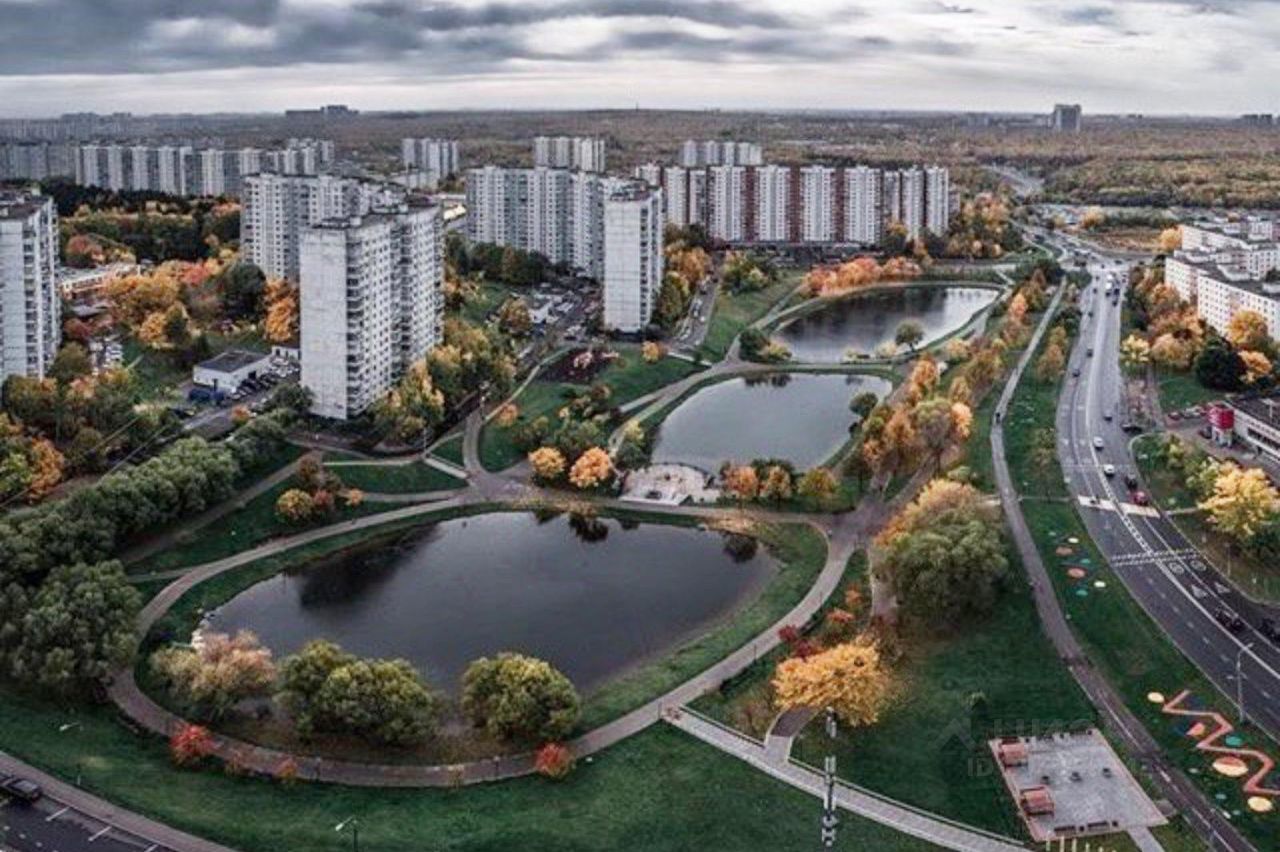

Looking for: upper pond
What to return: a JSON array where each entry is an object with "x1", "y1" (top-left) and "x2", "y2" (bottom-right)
[
  {"x1": 650, "y1": 372, "x2": 892, "y2": 472},
  {"x1": 207, "y1": 512, "x2": 777, "y2": 694},
  {"x1": 774, "y1": 285, "x2": 999, "y2": 363}
]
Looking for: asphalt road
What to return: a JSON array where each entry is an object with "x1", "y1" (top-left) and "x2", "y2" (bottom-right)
[{"x1": 1057, "y1": 253, "x2": 1280, "y2": 741}]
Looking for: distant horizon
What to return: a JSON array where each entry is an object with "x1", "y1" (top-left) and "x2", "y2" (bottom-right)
[
  {"x1": 0, "y1": 105, "x2": 1268, "y2": 122},
  {"x1": 4, "y1": 1, "x2": 1280, "y2": 119}
]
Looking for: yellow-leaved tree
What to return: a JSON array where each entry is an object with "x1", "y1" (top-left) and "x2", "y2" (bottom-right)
[
  {"x1": 1199, "y1": 465, "x2": 1280, "y2": 542},
  {"x1": 1239, "y1": 350, "x2": 1273, "y2": 385},
  {"x1": 263, "y1": 279, "x2": 299, "y2": 343},
  {"x1": 528, "y1": 446, "x2": 567, "y2": 482},
  {"x1": 1226, "y1": 310, "x2": 1270, "y2": 352},
  {"x1": 1120, "y1": 334, "x2": 1151, "y2": 370},
  {"x1": 772, "y1": 638, "x2": 892, "y2": 727},
  {"x1": 568, "y1": 447, "x2": 613, "y2": 490}
]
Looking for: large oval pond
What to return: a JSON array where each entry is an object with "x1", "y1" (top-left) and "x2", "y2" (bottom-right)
[
  {"x1": 206, "y1": 512, "x2": 777, "y2": 694},
  {"x1": 775, "y1": 285, "x2": 999, "y2": 363},
  {"x1": 650, "y1": 372, "x2": 892, "y2": 472}
]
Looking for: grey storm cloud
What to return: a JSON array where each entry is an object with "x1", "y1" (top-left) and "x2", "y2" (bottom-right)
[{"x1": 0, "y1": 0, "x2": 803, "y2": 75}]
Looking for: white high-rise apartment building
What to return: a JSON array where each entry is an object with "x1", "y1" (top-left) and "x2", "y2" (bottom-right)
[
  {"x1": 708, "y1": 165, "x2": 746, "y2": 242},
  {"x1": 401, "y1": 138, "x2": 460, "y2": 184},
  {"x1": 603, "y1": 185, "x2": 664, "y2": 333},
  {"x1": 899, "y1": 168, "x2": 926, "y2": 241},
  {"x1": 300, "y1": 200, "x2": 443, "y2": 420},
  {"x1": 241, "y1": 174, "x2": 398, "y2": 282},
  {"x1": 800, "y1": 165, "x2": 836, "y2": 243},
  {"x1": 754, "y1": 165, "x2": 791, "y2": 242},
  {"x1": 0, "y1": 191, "x2": 60, "y2": 381},
  {"x1": 882, "y1": 170, "x2": 903, "y2": 231},
  {"x1": 532, "y1": 136, "x2": 606, "y2": 173},
  {"x1": 679, "y1": 140, "x2": 763, "y2": 167},
  {"x1": 925, "y1": 166, "x2": 951, "y2": 238},
  {"x1": 843, "y1": 166, "x2": 882, "y2": 245},
  {"x1": 662, "y1": 166, "x2": 689, "y2": 227}
]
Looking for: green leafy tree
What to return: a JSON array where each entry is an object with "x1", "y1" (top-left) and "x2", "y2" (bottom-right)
[
  {"x1": 462, "y1": 652, "x2": 581, "y2": 743},
  {"x1": 5, "y1": 560, "x2": 140, "y2": 691},
  {"x1": 895, "y1": 320, "x2": 925, "y2": 351}
]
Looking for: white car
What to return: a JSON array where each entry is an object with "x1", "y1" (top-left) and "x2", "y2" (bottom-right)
[
  {"x1": 1102, "y1": 464, "x2": 1117, "y2": 477},
  {"x1": 1093, "y1": 437, "x2": 1104, "y2": 450}
]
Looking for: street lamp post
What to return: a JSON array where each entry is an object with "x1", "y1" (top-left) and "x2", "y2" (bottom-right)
[
  {"x1": 820, "y1": 707, "x2": 839, "y2": 850},
  {"x1": 335, "y1": 817, "x2": 360, "y2": 852},
  {"x1": 1235, "y1": 644, "x2": 1255, "y2": 726},
  {"x1": 58, "y1": 722, "x2": 82, "y2": 785}
]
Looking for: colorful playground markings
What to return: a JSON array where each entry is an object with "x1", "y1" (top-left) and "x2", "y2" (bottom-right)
[
  {"x1": 1226, "y1": 735, "x2": 1245, "y2": 748},
  {"x1": 1147, "y1": 692, "x2": 1166, "y2": 704},
  {"x1": 1093, "y1": 580, "x2": 1107, "y2": 589},
  {"x1": 1067, "y1": 567, "x2": 1088, "y2": 579},
  {"x1": 1067, "y1": 537, "x2": 1080, "y2": 545},
  {"x1": 1161, "y1": 689, "x2": 1280, "y2": 803},
  {"x1": 1055, "y1": 546, "x2": 1074, "y2": 556},
  {"x1": 1214, "y1": 756, "x2": 1250, "y2": 778}
]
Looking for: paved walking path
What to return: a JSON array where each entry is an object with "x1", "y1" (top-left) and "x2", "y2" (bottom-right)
[
  {"x1": 108, "y1": 489, "x2": 888, "y2": 787},
  {"x1": 119, "y1": 451, "x2": 321, "y2": 566},
  {"x1": 665, "y1": 709, "x2": 1027, "y2": 852}
]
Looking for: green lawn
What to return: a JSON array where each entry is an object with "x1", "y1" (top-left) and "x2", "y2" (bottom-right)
[
  {"x1": 698, "y1": 272, "x2": 803, "y2": 362},
  {"x1": 0, "y1": 685, "x2": 943, "y2": 852},
  {"x1": 457, "y1": 279, "x2": 524, "y2": 326},
  {"x1": 480, "y1": 354, "x2": 703, "y2": 471},
  {"x1": 1133, "y1": 435, "x2": 1280, "y2": 603},
  {"x1": 128, "y1": 478, "x2": 399, "y2": 575},
  {"x1": 1155, "y1": 368, "x2": 1222, "y2": 413},
  {"x1": 324, "y1": 460, "x2": 465, "y2": 494},
  {"x1": 430, "y1": 433, "x2": 465, "y2": 466}
]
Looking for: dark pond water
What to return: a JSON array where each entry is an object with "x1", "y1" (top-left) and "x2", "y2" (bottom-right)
[
  {"x1": 775, "y1": 286, "x2": 998, "y2": 362},
  {"x1": 206, "y1": 512, "x2": 776, "y2": 694},
  {"x1": 650, "y1": 372, "x2": 892, "y2": 472}
]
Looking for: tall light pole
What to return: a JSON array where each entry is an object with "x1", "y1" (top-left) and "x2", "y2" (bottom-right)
[
  {"x1": 1235, "y1": 643, "x2": 1254, "y2": 726},
  {"x1": 820, "y1": 707, "x2": 839, "y2": 850},
  {"x1": 335, "y1": 817, "x2": 359, "y2": 852}
]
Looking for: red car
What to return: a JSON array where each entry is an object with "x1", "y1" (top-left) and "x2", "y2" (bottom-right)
[{"x1": 1132, "y1": 491, "x2": 1150, "y2": 507}]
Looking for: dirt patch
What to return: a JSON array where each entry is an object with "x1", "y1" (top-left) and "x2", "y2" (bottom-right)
[{"x1": 541, "y1": 347, "x2": 624, "y2": 384}]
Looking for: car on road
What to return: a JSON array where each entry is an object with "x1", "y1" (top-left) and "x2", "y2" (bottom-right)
[
  {"x1": 1132, "y1": 490, "x2": 1150, "y2": 506},
  {"x1": 1121, "y1": 423, "x2": 1144, "y2": 434},
  {"x1": 1260, "y1": 618, "x2": 1280, "y2": 643},
  {"x1": 1215, "y1": 609, "x2": 1245, "y2": 633},
  {"x1": 0, "y1": 774, "x2": 43, "y2": 803},
  {"x1": 1102, "y1": 463, "x2": 1117, "y2": 477},
  {"x1": 1072, "y1": 367, "x2": 1081, "y2": 377},
  {"x1": 1093, "y1": 436, "x2": 1105, "y2": 450},
  {"x1": 1103, "y1": 411, "x2": 1113, "y2": 421},
  {"x1": 1124, "y1": 474, "x2": 1139, "y2": 489},
  {"x1": 1086, "y1": 347, "x2": 1094, "y2": 357}
]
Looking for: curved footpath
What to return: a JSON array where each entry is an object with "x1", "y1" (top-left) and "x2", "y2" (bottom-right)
[
  {"x1": 990, "y1": 280, "x2": 1256, "y2": 852},
  {"x1": 109, "y1": 498, "x2": 871, "y2": 786}
]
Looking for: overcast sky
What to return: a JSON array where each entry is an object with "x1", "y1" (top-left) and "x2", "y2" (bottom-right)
[{"x1": 0, "y1": 0, "x2": 1274, "y2": 117}]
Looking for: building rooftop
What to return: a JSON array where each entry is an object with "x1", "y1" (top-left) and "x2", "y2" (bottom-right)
[
  {"x1": 1229, "y1": 391, "x2": 1280, "y2": 427},
  {"x1": 196, "y1": 349, "x2": 269, "y2": 374},
  {"x1": 0, "y1": 190, "x2": 51, "y2": 219}
]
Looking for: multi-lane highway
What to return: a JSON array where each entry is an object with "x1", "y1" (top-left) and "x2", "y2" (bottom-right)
[{"x1": 1057, "y1": 251, "x2": 1280, "y2": 741}]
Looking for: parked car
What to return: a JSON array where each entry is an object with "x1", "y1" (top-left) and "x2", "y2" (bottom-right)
[
  {"x1": 1122, "y1": 422, "x2": 1145, "y2": 435},
  {"x1": 1259, "y1": 618, "x2": 1280, "y2": 643},
  {"x1": 0, "y1": 775, "x2": 43, "y2": 803}
]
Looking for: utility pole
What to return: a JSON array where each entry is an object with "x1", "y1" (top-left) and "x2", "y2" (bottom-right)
[
  {"x1": 1236, "y1": 643, "x2": 1254, "y2": 726},
  {"x1": 820, "y1": 707, "x2": 839, "y2": 850}
]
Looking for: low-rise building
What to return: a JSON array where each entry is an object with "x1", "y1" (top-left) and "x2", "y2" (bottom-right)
[
  {"x1": 1226, "y1": 394, "x2": 1280, "y2": 463},
  {"x1": 192, "y1": 349, "x2": 272, "y2": 393}
]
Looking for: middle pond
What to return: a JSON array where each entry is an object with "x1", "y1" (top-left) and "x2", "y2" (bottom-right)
[
  {"x1": 207, "y1": 512, "x2": 777, "y2": 694},
  {"x1": 650, "y1": 372, "x2": 892, "y2": 472}
]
